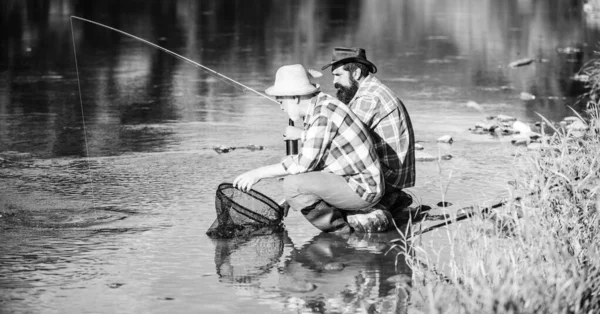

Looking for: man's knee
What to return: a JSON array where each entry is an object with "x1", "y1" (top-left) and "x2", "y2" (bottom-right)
[
  {"x1": 282, "y1": 175, "x2": 303, "y2": 198},
  {"x1": 283, "y1": 175, "x2": 320, "y2": 210}
]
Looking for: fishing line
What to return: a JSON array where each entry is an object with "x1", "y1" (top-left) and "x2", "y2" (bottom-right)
[
  {"x1": 70, "y1": 17, "x2": 96, "y2": 209},
  {"x1": 69, "y1": 16, "x2": 279, "y2": 105}
]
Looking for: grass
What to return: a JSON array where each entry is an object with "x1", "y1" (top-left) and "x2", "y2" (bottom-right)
[{"x1": 395, "y1": 71, "x2": 600, "y2": 313}]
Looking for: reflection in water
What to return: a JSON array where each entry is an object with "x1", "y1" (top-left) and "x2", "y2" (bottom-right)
[
  {"x1": 2, "y1": 0, "x2": 600, "y2": 157},
  {"x1": 213, "y1": 230, "x2": 411, "y2": 313}
]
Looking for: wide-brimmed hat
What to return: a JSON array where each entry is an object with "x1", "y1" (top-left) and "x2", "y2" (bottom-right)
[
  {"x1": 265, "y1": 64, "x2": 321, "y2": 97},
  {"x1": 321, "y1": 47, "x2": 377, "y2": 74}
]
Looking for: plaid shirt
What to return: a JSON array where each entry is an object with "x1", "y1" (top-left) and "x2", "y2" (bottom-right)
[
  {"x1": 349, "y1": 75, "x2": 415, "y2": 190},
  {"x1": 281, "y1": 93, "x2": 383, "y2": 203}
]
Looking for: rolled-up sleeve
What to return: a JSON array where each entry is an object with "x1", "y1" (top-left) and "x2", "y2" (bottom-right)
[{"x1": 281, "y1": 115, "x2": 332, "y2": 175}]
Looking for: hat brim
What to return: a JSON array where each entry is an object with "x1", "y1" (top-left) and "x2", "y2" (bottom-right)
[
  {"x1": 321, "y1": 58, "x2": 377, "y2": 74},
  {"x1": 265, "y1": 84, "x2": 320, "y2": 97}
]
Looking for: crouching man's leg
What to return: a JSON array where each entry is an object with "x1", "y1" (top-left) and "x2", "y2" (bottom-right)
[{"x1": 283, "y1": 172, "x2": 374, "y2": 233}]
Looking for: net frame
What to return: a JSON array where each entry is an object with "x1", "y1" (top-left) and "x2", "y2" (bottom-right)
[{"x1": 207, "y1": 182, "x2": 284, "y2": 238}]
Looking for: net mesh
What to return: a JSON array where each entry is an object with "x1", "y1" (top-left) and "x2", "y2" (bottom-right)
[{"x1": 206, "y1": 183, "x2": 284, "y2": 238}]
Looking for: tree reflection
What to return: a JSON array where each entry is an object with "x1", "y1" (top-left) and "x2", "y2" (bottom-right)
[{"x1": 1, "y1": 0, "x2": 599, "y2": 157}]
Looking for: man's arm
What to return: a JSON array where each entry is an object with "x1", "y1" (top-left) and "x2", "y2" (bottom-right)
[
  {"x1": 233, "y1": 163, "x2": 287, "y2": 192},
  {"x1": 282, "y1": 115, "x2": 332, "y2": 174}
]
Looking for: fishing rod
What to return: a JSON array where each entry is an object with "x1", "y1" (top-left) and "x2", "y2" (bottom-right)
[
  {"x1": 395, "y1": 190, "x2": 537, "y2": 242},
  {"x1": 69, "y1": 16, "x2": 279, "y2": 105}
]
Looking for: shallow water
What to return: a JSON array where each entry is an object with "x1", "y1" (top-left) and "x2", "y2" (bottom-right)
[{"x1": 1, "y1": 0, "x2": 599, "y2": 312}]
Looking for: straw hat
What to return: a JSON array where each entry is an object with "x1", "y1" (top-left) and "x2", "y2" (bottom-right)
[
  {"x1": 265, "y1": 64, "x2": 321, "y2": 97},
  {"x1": 321, "y1": 47, "x2": 377, "y2": 74}
]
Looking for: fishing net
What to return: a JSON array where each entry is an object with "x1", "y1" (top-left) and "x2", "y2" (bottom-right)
[{"x1": 206, "y1": 183, "x2": 285, "y2": 238}]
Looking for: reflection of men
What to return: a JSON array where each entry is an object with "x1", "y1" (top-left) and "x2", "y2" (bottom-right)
[
  {"x1": 282, "y1": 232, "x2": 411, "y2": 313},
  {"x1": 212, "y1": 230, "x2": 411, "y2": 313},
  {"x1": 233, "y1": 64, "x2": 383, "y2": 233},
  {"x1": 322, "y1": 47, "x2": 416, "y2": 221}
]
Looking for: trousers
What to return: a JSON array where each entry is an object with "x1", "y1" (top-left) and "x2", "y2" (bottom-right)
[{"x1": 282, "y1": 172, "x2": 377, "y2": 232}]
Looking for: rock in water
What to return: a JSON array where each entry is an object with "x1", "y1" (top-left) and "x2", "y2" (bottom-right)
[
  {"x1": 323, "y1": 262, "x2": 345, "y2": 271},
  {"x1": 509, "y1": 58, "x2": 534, "y2": 68},
  {"x1": 279, "y1": 276, "x2": 317, "y2": 292},
  {"x1": 465, "y1": 100, "x2": 484, "y2": 112},
  {"x1": 415, "y1": 152, "x2": 436, "y2": 162},
  {"x1": 520, "y1": 92, "x2": 536, "y2": 101},
  {"x1": 437, "y1": 135, "x2": 453, "y2": 143},
  {"x1": 496, "y1": 114, "x2": 516, "y2": 122},
  {"x1": 512, "y1": 121, "x2": 532, "y2": 134}
]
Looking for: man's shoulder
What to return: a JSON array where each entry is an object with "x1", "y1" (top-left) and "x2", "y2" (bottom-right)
[
  {"x1": 354, "y1": 75, "x2": 402, "y2": 107},
  {"x1": 316, "y1": 92, "x2": 350, "y2": 111}
]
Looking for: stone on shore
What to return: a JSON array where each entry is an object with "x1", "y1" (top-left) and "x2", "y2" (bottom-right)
[
  {"x1": 563, "y1": 116, "x2": 583, "y2": 123},
  {"x1": 566, "y1": 119, "x2": 588, "y2": 131}
]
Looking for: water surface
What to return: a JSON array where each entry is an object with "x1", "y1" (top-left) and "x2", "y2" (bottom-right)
[{"x1": 1, "y1": 0, "x2": 599, "y2": 312}]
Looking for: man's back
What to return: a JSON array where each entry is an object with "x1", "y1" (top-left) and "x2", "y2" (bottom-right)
[{"x1": 349, "y1": 75, "x2": 415, "y2": 190}]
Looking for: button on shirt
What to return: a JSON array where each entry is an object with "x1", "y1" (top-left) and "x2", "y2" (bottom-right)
[
  {"x1": 349, "y1": 75, "x2": 415, "y2": 190},
  {"x1": 281, "y1": 93, "x2": 383, "y2": 203}
]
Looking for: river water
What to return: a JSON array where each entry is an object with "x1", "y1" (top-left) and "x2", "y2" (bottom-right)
[{"x1": 1, "y1": 0, "x2": 599, "y2": 313}]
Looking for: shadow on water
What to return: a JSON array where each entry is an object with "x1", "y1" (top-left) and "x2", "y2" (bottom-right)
[{"x1": 212, "y1": 230, "x2": 412, "y2": 313}]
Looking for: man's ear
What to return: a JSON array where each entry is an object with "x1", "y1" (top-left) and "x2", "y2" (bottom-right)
[{"x1": 352, "y1": 68, "x2": 362, "y2": 80}]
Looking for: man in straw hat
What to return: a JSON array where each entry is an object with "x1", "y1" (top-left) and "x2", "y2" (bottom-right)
[
  {"x1": 233, "y1": 64, "x2": 391, "y2": 233},
  {"x1": 322, "y1": 47, "x2": 416, "y2": 221}
]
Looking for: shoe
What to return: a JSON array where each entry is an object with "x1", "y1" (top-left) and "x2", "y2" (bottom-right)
[{"x1": 346, "y1": 209, "x2": 392, "y2": 233}]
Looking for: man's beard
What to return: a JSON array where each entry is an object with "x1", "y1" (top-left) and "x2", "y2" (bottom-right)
[{"x1": 335, "y1": 79, "x2": 359, "y2": 104}]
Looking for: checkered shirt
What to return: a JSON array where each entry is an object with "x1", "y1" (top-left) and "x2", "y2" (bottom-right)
[
  {"x1": 348, "y1": 75, "x2": 415, "y2": 190},
  {"x1": 281, "y1": 93, "x2": 383, "y2": 203}
]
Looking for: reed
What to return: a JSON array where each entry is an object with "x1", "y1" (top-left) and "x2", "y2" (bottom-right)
[{"x1": 399, "y1": 69, "x2": 600, "y2": 314}]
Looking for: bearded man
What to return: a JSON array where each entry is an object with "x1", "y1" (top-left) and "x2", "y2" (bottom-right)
[{"x1": 322, "y1": 47, "x2": 416, "y2": 225}]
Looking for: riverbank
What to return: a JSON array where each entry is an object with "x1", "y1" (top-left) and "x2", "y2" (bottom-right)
[{"x1": 406, "y1": 100, "x2": 600, "y2": 312}]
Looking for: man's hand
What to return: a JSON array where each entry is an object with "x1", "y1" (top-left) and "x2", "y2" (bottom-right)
[
  {"x1": 233, "y1": 163, "x2": 288, "y2": 193},
  {"x1": 233, "y1": 169, "x2": 263, "y2": 192},
  {"x1": 284, "y1": 126, "x2": 303, "y2": 140}
]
